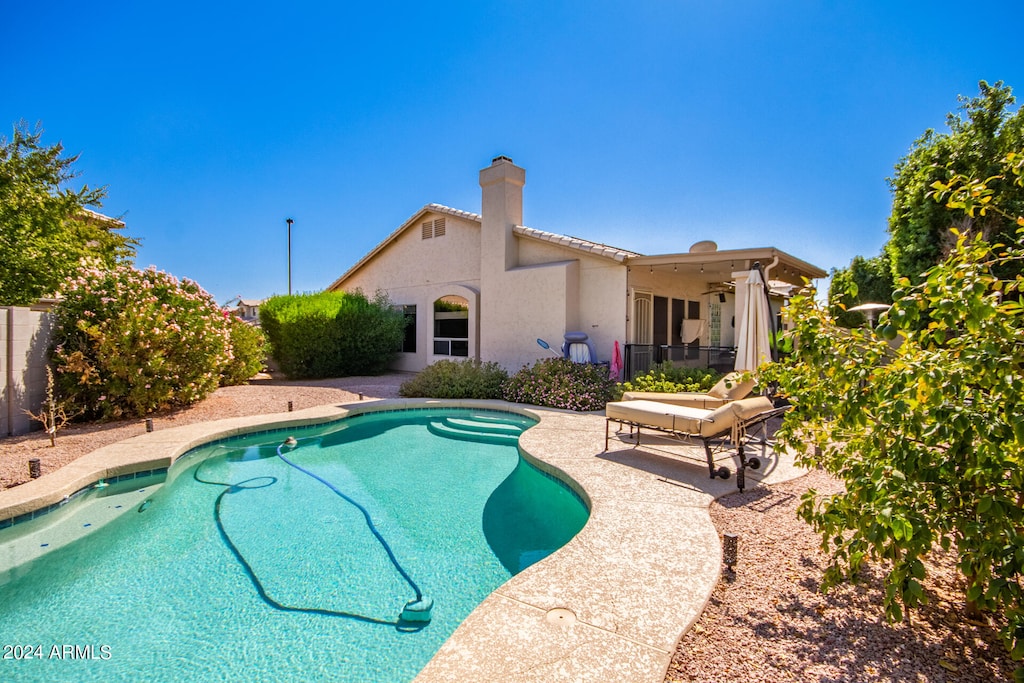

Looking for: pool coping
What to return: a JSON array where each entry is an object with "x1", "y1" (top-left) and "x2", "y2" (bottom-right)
[{"x1": 0, "y1": 398, "x2": 807, "y2": 682}]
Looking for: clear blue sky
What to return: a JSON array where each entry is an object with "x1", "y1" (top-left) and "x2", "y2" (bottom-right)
[{"x1": 4, "y1": 1, "x2": 1022, "y2": 305}]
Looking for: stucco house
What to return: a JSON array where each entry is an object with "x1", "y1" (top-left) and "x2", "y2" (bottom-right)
[
  {"x1": 235, "y1": 299, "x2": 263, "y2": 323},
  {"x1": 327, "y1": 156, "x2": 826, "y2": 376}
]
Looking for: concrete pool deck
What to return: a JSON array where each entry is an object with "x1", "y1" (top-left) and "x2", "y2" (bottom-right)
[{"x1": 0, "y1": 398, "x2": 807, "y2": 682}]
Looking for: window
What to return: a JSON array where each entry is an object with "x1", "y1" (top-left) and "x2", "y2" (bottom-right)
[
  {"x1": 433, "y1": 296, "x2": 468, "y2": 357},
  {"x1": 398, "y1": 305, "x2": 416, "y2": 353}
]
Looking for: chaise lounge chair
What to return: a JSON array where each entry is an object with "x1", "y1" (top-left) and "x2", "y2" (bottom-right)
[
  {"x1": 604, "y1": 395, "x2": 787, "y2": 491},
  {"x1": 620, "y1": 371, "x2": 755, "y2": 409}
]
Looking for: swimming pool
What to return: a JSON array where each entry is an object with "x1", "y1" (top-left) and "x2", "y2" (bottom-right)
[{"x1": 0, "y1": 408, "x2": 589, "y2": 682}]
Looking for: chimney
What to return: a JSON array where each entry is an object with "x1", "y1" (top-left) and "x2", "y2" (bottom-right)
[{"x1": 479, "y1": 155, "x2": 525, "y2": 272}]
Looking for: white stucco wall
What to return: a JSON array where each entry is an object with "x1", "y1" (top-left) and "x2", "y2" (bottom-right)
[
  {"x1": 518, "y1": 237, "x2": 627, "y2": 364},
  {"x1": 334, "y1": 211, "x2": 483, "y2": 372},
  {"x1": 340, "y1": 212, "x2": 482, "y2": 295},
  {"x1": 480, "y1": 260, "x2": 580, "y2": 372},
  {"x1": 577, "y1": 259, "x2": 628, "y2": 361}
]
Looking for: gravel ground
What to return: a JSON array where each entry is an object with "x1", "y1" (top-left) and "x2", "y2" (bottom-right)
[
  {"x1": 2, "y1": 377, "x2": 1015, "y2": 681},
  {"x1": 665, "y1": 468, "x2": 1016, "y2": 682},
  {"x1": 0, "y1": 373, "x2": 409, "y2": 489}
]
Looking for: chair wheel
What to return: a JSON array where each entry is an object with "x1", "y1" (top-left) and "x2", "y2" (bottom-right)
[
  {"x1": 716, "y1": 466, "x2": 731, "y2": 480},
  {"x1": 748, "y1": 457, "x2": 761, "y2": 470}
]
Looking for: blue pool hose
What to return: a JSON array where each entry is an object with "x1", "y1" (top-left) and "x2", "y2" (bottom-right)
[
  {"x1": 191, "y1": 443, "x2": 431, "y2": 628},
  {"x1": 276, "y1": 439, "x2": 433, "y2": 624}
]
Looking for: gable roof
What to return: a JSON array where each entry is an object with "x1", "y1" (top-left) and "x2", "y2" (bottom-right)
[
  {"x1": 326, "y1": 204, "x2": 477, "y2": 291},
  {"x1": 327, "y1": 203, "x2": 637, "y2": 291}
]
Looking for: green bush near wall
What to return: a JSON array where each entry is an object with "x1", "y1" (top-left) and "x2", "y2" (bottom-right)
[
  {"x1": 399, "y1": 359, "x2": 508, "y2": 399},
  {"x1": 620, "y1": 362, "x2": 720, "y2": 394},
  {"x1": 259, "y1": 290, "x2": 404, "y2": 379}
]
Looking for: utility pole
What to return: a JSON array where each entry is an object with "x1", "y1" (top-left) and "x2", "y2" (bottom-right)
[{"x1": 286, "y1": 218, "x2": 294, "y2": 295}]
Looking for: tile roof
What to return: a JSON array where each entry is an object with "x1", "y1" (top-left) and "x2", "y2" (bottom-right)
[
  {"x1": 329, "y1": 202, "x2": 639, "y2": 290},
  {"x1": 417, "y1": 204, "x2": 638, "y2": 263},
  {"x1": 424, "y1": 203, "x2": 481, "y2": 222},
  {"x1": 514, "y1": 224, "x2": 639, "y2": 262}
]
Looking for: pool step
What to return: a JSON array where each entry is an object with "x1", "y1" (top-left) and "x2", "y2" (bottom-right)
[
  {"x1": 458, "y1": 413, "x2": 529, "y2": 426},
  {"x1": 443, "y1": 417, "x2": 524, "y2": 436},
  {"x1": 426, "y1": 419, "x2": 522, "y2": 445}
]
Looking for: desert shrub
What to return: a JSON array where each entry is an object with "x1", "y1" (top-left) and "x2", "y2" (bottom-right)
[
  {"x1": 51, "y1": 265, "x2": 231, "y2": 419},
  {"x1": 399, "y1": 359, "x2": 508, "y2": 399},
  {"x1": 259, "y1": 290, "x2": 404, "y2": 379},
  {"x1": 620, "y1": 362, "x2": 720, "y2": 394},
  {"x1": 503, "y1": 358, "x2": 617, "y2": 411},
  {"x1": 220, "y1": 317, "x2": 268, "y2": 386}
]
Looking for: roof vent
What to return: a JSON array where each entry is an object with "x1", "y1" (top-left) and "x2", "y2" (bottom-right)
[
  {"x1": 492, "y1": 155, "x2": 514, "y2": 164},
  {"x1": 689, "y1": 240, "x2": 718, "y2": 254}
]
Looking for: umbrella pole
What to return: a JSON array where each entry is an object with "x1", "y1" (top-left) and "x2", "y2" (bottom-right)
[{"x1": 753, "y1": 262, "x2": 777, "y2": 363}]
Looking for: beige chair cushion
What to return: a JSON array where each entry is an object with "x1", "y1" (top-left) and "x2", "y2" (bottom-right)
[
  {"x1": 606, "y1": 396, "x2": 773, "y2": 439},
  {"x1": 706, "y1": 372, "x2": 756, "y2": 400},
  {"x1": 620, "y1": 372, "x2": 755, "y2": 409},
  {"x1": 619, "y1": 391, "x2": 728, "y2": 409}
]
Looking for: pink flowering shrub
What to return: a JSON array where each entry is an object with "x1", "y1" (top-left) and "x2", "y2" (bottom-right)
[
  {"x1": 502, "y1": 358, "x2": 618, "y2": 411},
  {"x1": 51, "y1": 265, "x2": 233, "y2": 419}
]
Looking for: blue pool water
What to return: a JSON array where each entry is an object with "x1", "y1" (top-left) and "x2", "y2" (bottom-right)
[{"x1": 0, "y1": 408, "x2": 589, "y2": 682}]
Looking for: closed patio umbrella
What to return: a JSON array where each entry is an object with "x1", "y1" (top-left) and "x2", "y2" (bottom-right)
[{"x1": 734, "y1": 268, "x2": 773, "y2": 372}]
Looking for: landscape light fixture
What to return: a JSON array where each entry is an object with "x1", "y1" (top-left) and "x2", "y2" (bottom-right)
[
  {"x1": 286, "y1": 218, "x2": 294, "y2": 295},
  {"x1": 722, "y1": 533, "x2": 738, "y2": 570}
]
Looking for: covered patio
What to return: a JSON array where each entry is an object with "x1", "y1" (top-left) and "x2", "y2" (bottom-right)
[{"x1": 621, "y1": 243, "x2": 826, "y2": 378}]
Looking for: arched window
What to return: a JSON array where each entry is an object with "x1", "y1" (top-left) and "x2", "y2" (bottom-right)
[{"x1": 433, "y1": 296, "x2": 469, "y2": 357}]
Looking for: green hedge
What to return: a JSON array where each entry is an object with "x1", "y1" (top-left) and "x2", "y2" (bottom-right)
[{"x1": 259, "y1": 290, "x2": 403, "y2": 379}]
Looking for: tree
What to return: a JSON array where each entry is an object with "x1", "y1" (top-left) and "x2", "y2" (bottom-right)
[
  {"x1": 762, "y1": 151, "x2": 1024, "y2": 674},
  {"x1": 0, "y1": 121, "x2": 137, "y2": 305},
  {"x1": 827, "y1": 253, "x2": 895, "y2": 327},
  {"x1": 886, "y1": 81, "x2": 1024, "y2": 285}
]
